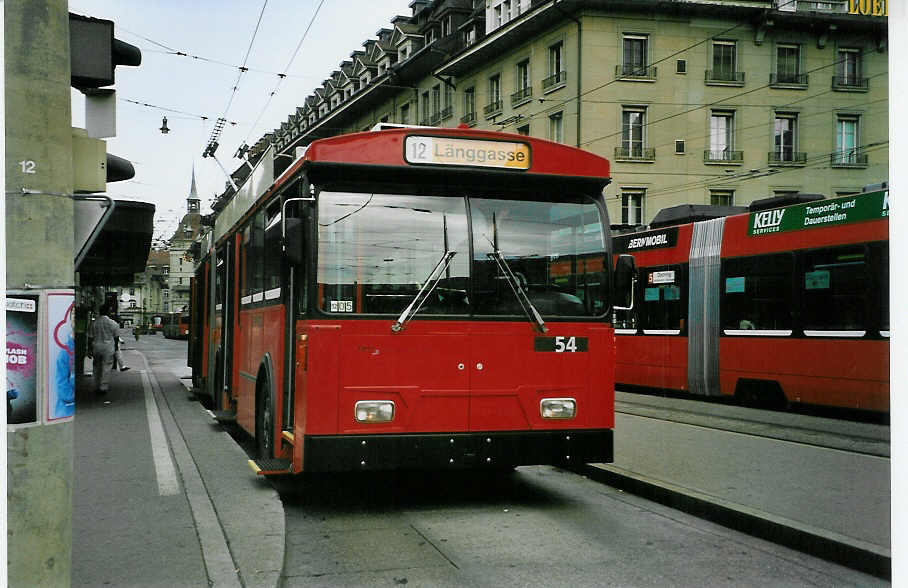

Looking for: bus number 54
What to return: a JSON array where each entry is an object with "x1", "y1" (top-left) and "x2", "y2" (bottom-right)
[{"x1": 555, "y1": 336, "x2": 577, "y2": 352}]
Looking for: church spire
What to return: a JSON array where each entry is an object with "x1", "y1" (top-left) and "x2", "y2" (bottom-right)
[{"x1": 187, "y1": 163, "x2": 200, "y2": 212}]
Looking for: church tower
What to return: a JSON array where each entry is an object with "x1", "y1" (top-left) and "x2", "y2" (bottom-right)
[{"x1": 187, "y1": 164, "x2": 200, "y2": 213}]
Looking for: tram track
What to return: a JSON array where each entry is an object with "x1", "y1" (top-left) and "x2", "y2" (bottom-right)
[{"x1": 614, "y1": 390, "x2": 890, "y2": 457}]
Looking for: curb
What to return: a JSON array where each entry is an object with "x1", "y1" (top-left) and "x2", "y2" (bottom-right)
[
  {"x1": 144, "y1": 353, "x2": 286, "y2": 588},
  {"x1": 576, "y1": 463, "x2": 890, "y2": 580}
]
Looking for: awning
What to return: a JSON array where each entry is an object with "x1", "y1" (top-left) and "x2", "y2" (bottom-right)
[{"x1": 76, "y1": 199, "x2": 155, "y2": 286}]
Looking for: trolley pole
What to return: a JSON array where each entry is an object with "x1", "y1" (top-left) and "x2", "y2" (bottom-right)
[{"x1": 5, "y1": 1, "x2": 76, "y2": 585}]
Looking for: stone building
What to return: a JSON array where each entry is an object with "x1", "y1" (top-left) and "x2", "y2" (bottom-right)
[{"x1": 223, "y1": 0, "x2": 887, "y2": 226}]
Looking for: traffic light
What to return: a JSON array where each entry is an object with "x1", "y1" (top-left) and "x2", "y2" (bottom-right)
[{"x1": 69, "y1": 12, "x2": 141, "y2": 192}]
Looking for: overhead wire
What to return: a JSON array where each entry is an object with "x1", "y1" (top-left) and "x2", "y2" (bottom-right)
[{"x1": 244, "y1": 0, "x2": 329, "y2": 144}]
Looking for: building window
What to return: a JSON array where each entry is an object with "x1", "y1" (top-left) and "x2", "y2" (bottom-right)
[
  {"x1": 621, "y1": 190, "x2": 645, "y2": 225},
  {"x1": 833, "y1": 115, "x2": 866, "y2": 166},
  {"x1": 512, "y1": 59, "x2": 532, "y2": 106},
  {"x1": 443, "y1": 84, "x2": 453, "y2": 119},
  {"x1": 485, "y1": 74, "x2": 502, "y2": 117},
  {"x1": 621, "y1": 107, "x2": 646, "y2": 158},
  {"x1": 834, "y1": 48, "x2": 867, "y2": 90},
  {"x1": 517, "y1": 124, "x2": 530, "y2": 136},
  {"x1": 442, "y1": 15, "x2": 452, "y2": 37},
  {"x1": 421, "y1": 91, "x2": 430, "y2": 124},
  {"x1": 773, "y1": 44, "x2": 806, "y2": 85},
  {"x1": 708, "y1": 40, "x2": 743, "y2": 83},
  {"x1": 549, "y1": 111, "x2": 563, "y2": 143},
  {"x1": 621, "y1": 34, "x2": 649, "y2": 77},
  {"x1": 706, "y1": 111, "x2": 741, "y2": 162},
  {"x1": 771, "y1": 113, "x2": 804, "y2": 163},
  {"x1": 462, "y1": 86, "x2": 476, "y2": 124},
  {"x1": 710, "y1": 190, "x2": 734, "y2": 206},
  {"x1": 400, "y1": 103, "x2": 410, "y2": 125},
  {"x1": 431, "y1": 84, "x2": 441, "y2": 122},
  {"x1": 544, "y1": 41, "x2": 566, "y2": 90}
]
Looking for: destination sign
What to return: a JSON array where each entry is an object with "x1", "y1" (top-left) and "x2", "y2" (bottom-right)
[
  {"x1": 404, "y1": 136, "x2": 531, "y2": 170},
  {"x1": 748, "y1": 190, "x2": 887, "y2": 236}
]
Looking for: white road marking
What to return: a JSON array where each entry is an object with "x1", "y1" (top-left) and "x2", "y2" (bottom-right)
[{"x1": 139, "y1": 361, "x2": 181, "y2": 496}]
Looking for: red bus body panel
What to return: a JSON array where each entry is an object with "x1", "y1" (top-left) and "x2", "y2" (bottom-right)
[{"x1": 293, "y1": 319, "x2": 614, "y2": 439}]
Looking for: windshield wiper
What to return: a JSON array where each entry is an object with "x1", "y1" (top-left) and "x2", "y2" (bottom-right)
[
  {"x1": 487, "y1": 251, "x2": 547, "y2": 333},
  {"x1": 391, "y1": 251, "x2": 457, "y2": 332}
]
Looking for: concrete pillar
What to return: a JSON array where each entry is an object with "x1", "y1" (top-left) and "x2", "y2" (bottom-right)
[{"x1": 5, "y1": 1, "x2": 75, "y2": 585}]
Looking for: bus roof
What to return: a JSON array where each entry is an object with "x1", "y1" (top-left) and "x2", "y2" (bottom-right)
[{"x1": 297, "y1": 127, "x2": 611, "y2": 180}]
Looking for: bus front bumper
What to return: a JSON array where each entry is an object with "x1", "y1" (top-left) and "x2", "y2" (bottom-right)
[{"x1": 302, "y1": 429, "x2": 613, "y2": 472}]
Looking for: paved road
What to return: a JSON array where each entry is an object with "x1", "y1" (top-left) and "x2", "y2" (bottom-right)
[{"x1": 275, "y1": 465, "x2": 883, "y2": 587}]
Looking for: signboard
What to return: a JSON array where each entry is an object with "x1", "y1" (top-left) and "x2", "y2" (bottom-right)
[
  {"x1": 7, "y1": 295, "x2": 39, "y2": 425},
  {"x1": 404, "y1": 136, "x2": 531, "y2": 170},
  {"x1": 848, "y1": 0, "x2": 887, "y2": 16},
  {"x1": 748, "y1": 190, "x2": 887, "y2": 236},
  {"x1": 46, "y1": 292, "x2": 75, "y2": 422},
  {"x1": 613, "y1": 227, "x2": 679, "y2": 253}
]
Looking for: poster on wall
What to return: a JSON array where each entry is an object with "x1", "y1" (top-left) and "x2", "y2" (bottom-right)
[
  {"x1": 47, "y1": 292, "x2": 76, "y2": 422},
  {"x1": 7, "y1": 295, "x2": 39, "y2": 425}
]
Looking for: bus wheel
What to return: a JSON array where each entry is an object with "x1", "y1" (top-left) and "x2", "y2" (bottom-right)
[{"x1": 256, "y1": 373, "x2": 275, "y2": 460}]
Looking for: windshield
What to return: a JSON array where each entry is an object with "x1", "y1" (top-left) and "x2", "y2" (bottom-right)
[{"x1": 317, "y1": 191, "x2": 607, "y2": 318}]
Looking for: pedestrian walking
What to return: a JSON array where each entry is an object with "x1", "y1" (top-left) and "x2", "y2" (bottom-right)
[
  {"x1": 114, "y1": 336, "x2": 130, "y2": 372},
  {"x1": 89, "y1": 304, "x2": 120, "y2": 395}
]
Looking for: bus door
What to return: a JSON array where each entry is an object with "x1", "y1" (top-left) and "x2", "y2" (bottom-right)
[{"x1": 214, "y1": 242, "x2": 234, "y2": 410}]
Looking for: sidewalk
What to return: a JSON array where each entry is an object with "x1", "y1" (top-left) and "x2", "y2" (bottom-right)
[
  {"x1": 72, "y1": 342, "x2": 285, "y2": 587},
  {"x1": 581, "y1": 394, "x2": 891, "y2": 578}
]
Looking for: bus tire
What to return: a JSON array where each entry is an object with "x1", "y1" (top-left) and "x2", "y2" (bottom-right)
[
  {"x1": 255, "y1": 366, "x2": 275, "y2": 460},
  {"x1": 213, "y1": 347, "x2": 224, "y2": 411}
]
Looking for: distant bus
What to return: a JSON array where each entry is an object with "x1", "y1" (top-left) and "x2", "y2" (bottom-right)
[
  {"x1": 190, "y1": 126, "x2": 636, "y2": 475},
  {"x1": 613, "y1": 188, "x2": 889, "y2": 412},
  {"x1": 162, "y1": 311, "x2": 190, "y2": 339}
]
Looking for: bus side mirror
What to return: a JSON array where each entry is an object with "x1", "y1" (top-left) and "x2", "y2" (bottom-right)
[
  {"x1": 284, "y1": 217, "x2": 304, "y2": 265},
  {"x1": 613, "y1": 254, "x2": 637, "y2": 311}
]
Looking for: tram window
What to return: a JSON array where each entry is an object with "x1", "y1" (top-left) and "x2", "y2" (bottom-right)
[
  {"x1": 800, "y1": 246, "x2": 868, "y2": 333},
  {"x1": 722, "y1": 253, "x2": 793, "y2": 332},
  {"x1": 640, "y1": 265, "x2": 685, "y2": 333}
]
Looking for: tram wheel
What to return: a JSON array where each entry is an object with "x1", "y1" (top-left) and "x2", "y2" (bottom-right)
[{"x1": 734, "y1": 379, "x2": 788, "y2": 411}]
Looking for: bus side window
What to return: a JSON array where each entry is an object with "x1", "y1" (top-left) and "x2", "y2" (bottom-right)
[
  {"x1": 800, "y1": 246, "x2": 869, "y2": 334},
  {"x1": 722, "y1": 253, "x2": 793, "y2": 332},
  {"x1": 264, "y1": 200, "x2": 282, "y2": 300}
]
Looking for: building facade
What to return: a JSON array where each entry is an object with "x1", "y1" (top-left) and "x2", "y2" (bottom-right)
[{"x1": 222, "y1": 0, "x2": 887, "y2": 227}]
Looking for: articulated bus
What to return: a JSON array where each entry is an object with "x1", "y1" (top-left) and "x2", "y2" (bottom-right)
[
  {"x1": 190, "y1": 126, "x2": 635, "y2": 474},
  {"x1": 612, "y1": 188, "x2": 889, "y2": 413}
]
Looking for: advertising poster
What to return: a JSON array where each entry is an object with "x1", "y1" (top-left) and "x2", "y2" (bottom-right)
[
  {"x1": 47, "y1": 292, "x2": 76, "y2": 422},
  {"x1": 7, "y1": 295, "x2": 39, "y2": 425}
]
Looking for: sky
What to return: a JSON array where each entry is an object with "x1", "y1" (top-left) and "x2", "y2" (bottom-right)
[{"x1": 69, "y1": 0, "x2": 415, "y2": 245}]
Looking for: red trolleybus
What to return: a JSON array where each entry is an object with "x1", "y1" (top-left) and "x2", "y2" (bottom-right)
[
  {"x1": 613, "y1": 188, "x2": 889, "y2": 412},
  {"x1": 191, "y1": 127, "x2": 635, "y2": 474}
]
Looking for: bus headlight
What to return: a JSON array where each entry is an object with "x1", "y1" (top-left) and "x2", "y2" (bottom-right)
[
  {"x1": 540, "y1": 398, "x2": 576, "y2": 419},
  {"x1": 355, "y1": 401, "x2": 395, "y2": 423}
]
